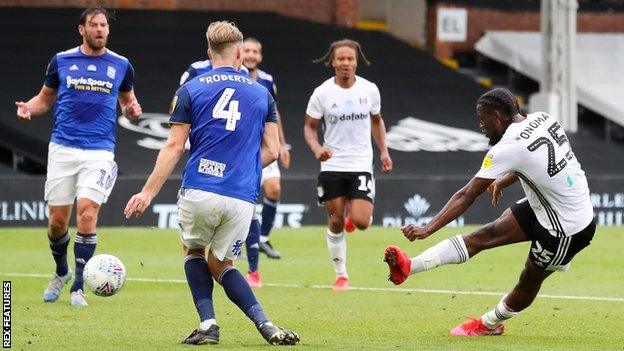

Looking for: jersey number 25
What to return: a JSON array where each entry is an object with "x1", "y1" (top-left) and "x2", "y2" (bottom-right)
[{"x1": 526, "y1": 121, "x2": 570, "y2": 177}]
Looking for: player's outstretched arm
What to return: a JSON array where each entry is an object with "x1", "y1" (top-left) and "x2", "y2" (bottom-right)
[
  {"x1": 15, "y1": 86, "x2": 57, "y2": 121},
  {"x1": 487, "y1": 172, "x2": 519, "y2": 206},
  {"x1": 371, "y1": 114, "x2": 393, "y2": 173},
  {"x1": 401, "y1": 177, "x2": 494, "y2": 241},
  {"x1": 261, "y1": 122, "x2": 280, "y2": 167},
  {"x1": 124, "y1": 123, "x2": 189, "y2": 218},
  {"x1": 119, "y1": 90, "x2": 142, "y2": 120},
  {"x1": 303, "y1": 115, "x2": 332, "y2": 161}
]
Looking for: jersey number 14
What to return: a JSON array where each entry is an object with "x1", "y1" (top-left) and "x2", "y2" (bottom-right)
[{"x1": 213, "y1": 88, "x2": 241, "y2": 131}]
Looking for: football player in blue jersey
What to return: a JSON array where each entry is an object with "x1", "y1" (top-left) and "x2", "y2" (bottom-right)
[
  {"x1": 15, "y1": 7, "x2": 142, "y2": 307},
  {"x1": 124, "y1": 21, "x2": 299, "y2": 346},
  {"x1": 240, "y1": 37, "x2": 291, "y2": 289},
  {"x1": 242, "y1": 38, "x2": 290, "y2": 265}
]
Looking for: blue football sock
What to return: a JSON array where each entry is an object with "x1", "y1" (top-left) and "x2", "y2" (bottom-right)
[
  {"x1": 219, "y1": 267, "x2": 269, "y2": 327},
  {"x1": 70, "y1": 232, "x2": 97, "y2": 293},
  {"x1": 260, "y1": 197, "x2": 278, "y2": 239},
  {"x1": 246, "y1": 219, "x2": 261, "y2": 273},
  {"x1": 48, "y1": 231, "x2": 70, "y2": 277},
  {"x1": 184, "y1": 254, "x2": 215, "y2": 322}
]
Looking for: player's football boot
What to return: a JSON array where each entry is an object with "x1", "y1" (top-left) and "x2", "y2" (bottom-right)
[
  {"x1": 332, "y1": 276, "x2": 349, "y2": 291},
  {"x1": 259, "y1": 241, "x2": 282, "y2": 259},
  {"x1": 384, "y1": 246, "x2": 410, "y2": 285},
  {"x1": 43, "y1": 268, "x2": 72, "y2": 302},
  {"x1": 246, "y1": 270, "x2": 264, "y2": 289},
  {"x1": 182, "y1": 324, "x2": 220, "y2": 345},
  {"x1": 70, "y1": 289, "x2": 88, "y2": 307},
  {"x1": 344, "y1": 215, "x2": 356, "y2": 233},
  {"x1": 257, "y1": 323, "x2": 300, "y2": 345},
  {"x1": 450, "y1": 317, "x2": 505, "y2": 336}
]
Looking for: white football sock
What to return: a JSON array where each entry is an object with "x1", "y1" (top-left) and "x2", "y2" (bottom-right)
[
  {"x1": 199, "y1": 318, "x2": 217, "y2": 331},
  {"x1": 326, "y1": 229, "x2": 347, "y2": 277},
  {"x1": 410, "y1": 235, "x2": 469, "y2": 274},
  {"x1": 482, "y1": 296, "x2": 519, "y2": 329}
]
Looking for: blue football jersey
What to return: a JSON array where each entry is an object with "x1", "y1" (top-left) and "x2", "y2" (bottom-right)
[
  {"x1": 254, "y1": 68, "x2": 278, "y2": 100},
  {"x1": 179, "y1": 59, "x2": 249, "y2": 85},
  {"x1": 44, "y1": 46, "x2": 134, "y2": 151},
  {"x1": 170, "y1": 66, "x2": 278, "y2": 204}
]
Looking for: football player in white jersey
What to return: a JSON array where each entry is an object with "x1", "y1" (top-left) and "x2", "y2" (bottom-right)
[
  {"x1": 384, "y1": 88, "x2": 595, "y2": 336},
  {"x1": 304, "y1": 39, "x2": 393, "y2": 291}
]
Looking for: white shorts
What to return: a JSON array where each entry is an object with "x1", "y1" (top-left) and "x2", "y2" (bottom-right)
[
  {"x1": 45, "y1": 142, "x2": 118, "y2": 206},
  {"x1": 177, "y1": 188, "x2": 255, "y2": 261},
  {"x1": 261, "y1": 160, "x2": 281, "y2": 185}
]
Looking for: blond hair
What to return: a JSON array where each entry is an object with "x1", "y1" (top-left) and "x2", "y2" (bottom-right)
[
  {"x1": 206, "y1": 21, "x2": 243, "y2": 55},
  {"x1": 313, "y1": 39, "x2": 370, "y2": 66}
]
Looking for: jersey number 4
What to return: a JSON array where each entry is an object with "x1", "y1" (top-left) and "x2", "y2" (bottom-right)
[
  {"x1": 213, "y1": 88, "x2": 241, "y2": 131},
  {"x1": 526, "y1": 122, "x2": 569, "y2": 177}
]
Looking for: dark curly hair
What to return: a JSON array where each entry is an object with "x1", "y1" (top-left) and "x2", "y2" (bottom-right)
[
  {"x1": 477, "y1": 88, "x2": 521, "y2": 119},
  {"x1": 313, "y1": 39, "x2": 370, "y2": 66}
]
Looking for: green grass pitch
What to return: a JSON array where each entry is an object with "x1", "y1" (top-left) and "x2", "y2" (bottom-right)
[{"x1": 1, "y1": 226, "x2": 623, "y2": 350}]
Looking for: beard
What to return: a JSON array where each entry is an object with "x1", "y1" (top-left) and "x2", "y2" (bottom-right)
[
  {"x1": 243, "y1": 60, "x2": 257, "y2": 70},
  {"x1": 85, "y1": 34, "x2": 107, "y2": 51},
  {"x1": 487, "y1": 133, "x2": 503, "y2": 146}
]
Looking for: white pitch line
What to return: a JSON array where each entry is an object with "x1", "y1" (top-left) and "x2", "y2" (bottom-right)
[{"x1": 3, "y1": 272, "x2": 623, "y2": 302}]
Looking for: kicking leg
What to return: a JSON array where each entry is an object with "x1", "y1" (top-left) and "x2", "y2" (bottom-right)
[{"x1": 386, "y1": 208, "x2": 529, "y2": 285}]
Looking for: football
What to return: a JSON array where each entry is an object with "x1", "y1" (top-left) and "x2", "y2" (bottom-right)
[{"x1": 83, "y1": 254, "x2": 127, "y2": 297}]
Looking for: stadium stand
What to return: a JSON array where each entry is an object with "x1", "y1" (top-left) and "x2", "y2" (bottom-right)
[{"x1": 0, "y1": 162, "x2": 20, "y2": 175}]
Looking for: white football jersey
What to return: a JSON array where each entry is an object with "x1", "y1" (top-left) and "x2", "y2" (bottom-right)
[
  {"x1": 476, "y1": 112, "x2": 593, "y2": 237},
  {"x1": 306, "y1": 76, "x2": 381, "y2": 173}
]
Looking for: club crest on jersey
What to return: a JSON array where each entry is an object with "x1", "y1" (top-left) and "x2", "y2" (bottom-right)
[
  {"x1": 359, "y1": 97, "x2": 367, "y2": 105},
  {"x1": 482, "y1": 154, "x2": 493, "y2": 169},
  {"x1": 87, "y1": 64, "x2": 97, "y2": 72},
  {"x1": 107, "y1": 66, "x2": 116, "y2": 79},
  {"x1": 69, "y1": 64, "x2": 79, "y2": 71}
]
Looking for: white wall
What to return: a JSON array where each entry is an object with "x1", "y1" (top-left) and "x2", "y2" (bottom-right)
[{"x1": 358, "y1": 0, "x2": 427, "y2": 47}]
